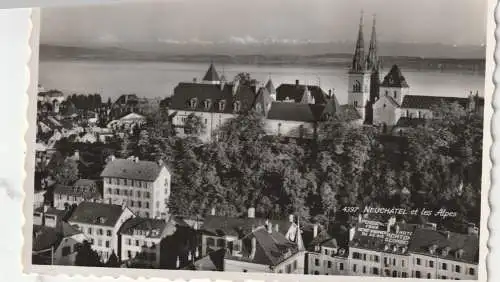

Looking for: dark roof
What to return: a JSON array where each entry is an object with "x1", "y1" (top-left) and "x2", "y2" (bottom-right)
[
  {"x1": 226, "y1": 227, "x2": 298, "y2": 266},
  {"x1": 34, "y1": 206, "x2": 68, "y2": 219},
  {"x1": 267, "y1": 102, "x2": 325, "y2": 122},
  {"x1": 408, "y1": 228, "x2": 479, "y2": 264},
  {"x1": 202, "y1": 63, "x2": 220, "y2": 82},
  {"x1": 119, "y1": 217, "x2": 173, "y2": 238},
  {"x1": 265, "y1": 79, "x2": 276, "y2": 94},
  {"x1": 381, "y1": 65, "x2": 409, "y2": 88},
  {"x1": 53, "y1": 183, "x2": 101, "y2": 200},
  {"x1": 74, "y1": 179, "x2": 97, "y2": 188},
  {"x1": 32, "y1": 222, "x2": 81, "y2": 252},
  {"x1": 202, "y1": 215, "x2": 293, "y2": 238},
  {"x1": 276, "y1": 84, "x2": 327, "y2": 104},
  {"x1": 100, "y1": 158, "x2": 164, "y2": 181},
  {"x1": 68, "y1": 202, "x2": 126, "y2": 227},
  {"x1": 169, "y1": 82, "x2": 256, "y2": 113},
  {"x1": 254, "y1": 87, "x2": 273, "y2": 116},
  {"x1": 401, "y1": 95, "x2": 469, "y2": 109},
  {"x1": 38, "y1": 90, "x2": 64, "y2": 98}
]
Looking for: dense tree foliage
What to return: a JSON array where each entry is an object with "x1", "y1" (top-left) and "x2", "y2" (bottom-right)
[
  {"x1": 75, "y1": 240, "x2": 102, "y2": 267},
  {"x1": 124, "y1": 102, "x2": 483, "y2": 233}
]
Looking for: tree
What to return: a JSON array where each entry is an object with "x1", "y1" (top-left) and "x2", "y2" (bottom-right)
[
  {"x1": 54, "y1": 158, "x2": 79, "y2": 185},
  {"x1": 184, "y1": 113, "x2": 205, "y2": 137},
  {"x1": 234, "y1": 72, "x2": 257, "y2": 86},
  {"x1": 106, "y1": 251, "x2": 120, "y2": 268},
  {"x1": 75, "y1": 240, "x2": 102, "y2": 267}
]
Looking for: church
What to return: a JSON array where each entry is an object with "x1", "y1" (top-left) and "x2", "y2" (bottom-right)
[{"x1": 348, "y1": 14, "x2": 484, "y2": 129}]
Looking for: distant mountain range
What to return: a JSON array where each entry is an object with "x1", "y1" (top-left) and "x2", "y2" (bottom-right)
[{"x1": 39, "y1": 43, "x2": 486, "y2": 73}]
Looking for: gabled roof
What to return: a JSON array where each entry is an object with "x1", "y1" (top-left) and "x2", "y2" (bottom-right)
[
  {"x1": 68, "y1": 202, "x2": 127, "y2": 227},
  {"x1": 120, "y1": 112, "x2": 146, "y2": 121},
  {"x1": 53, "y1": 182, "x2": 101, "y2": 200},
  {"x1": 395, "y1": 117, "x2": 428, "y2": 128},
  {"x1": 339, "y1": 104, "x2": 362, "y2": 121},
  {"x1": 401, "y1": 95, "x2": 469, "y2": 109},
  {"x1": 381, "y1": 65, "x2": 409, "y2": 88},
  {"x1": 32, "y1": 222, "x2": 82, "y2": 252},
  {"x1": 408, "y1": 228, "x2": 479, "y2": 264},
  {"x1": 276, "y1": 84, "x2": 327, "y2": 104},
  {"x1": 202, "y1": 63, "x2": 221, "y2": 82},
  {"x1": 225, "y1": 226, "x2": 299, "y2": 266},
  {"x1": 254, "y1": 87, "x2": 273, "y2": 116},
  {"x1": 119, "y1": 217, "x2": 174, "y2": 238},
  {"x1": 100, "y1": 158, "x2": 164, "y2": 181},
  {"x1": 267, "y1": 102, "x2": 325, "y2": 122}
]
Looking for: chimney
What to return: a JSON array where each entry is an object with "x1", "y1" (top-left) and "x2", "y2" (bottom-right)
[
  {"x1": 247, "y1": 207, "x2": 255, "y2": 218},
  {"x1": 349, "y1": 226, "x2": 356, "y2": 242},
  {"x1": 289, "y1": 214, "x2": 294, "y2": 223},
  {"x1": 250, "y1": 237, "x2": 257, "y2": 259},
  {"x1": 358, "y1": 214, "x2": 363, "y2": 223},
  {"x1": 295, "y1": 79, "x2": 299, "y2": 86},
  {"x1": 74, "y1": 150, "x2": 80, "y2": 160},
  {"x1": 43, "y1": 204, "x2": 49, "y2": 213},
  {"x1": 328, "y1": 89, "x2": 332, "y2": 98},
  {"x1": 313, "y1": 224, "x2": 318, "y2": 238},
  {"x1": 446, "y1": 231, "x2": 450, "y2": 239},
  {"x1": 211, "y1": 207, "x2": 216, "y2": 216},
  {"x1": 267, "y1": 222, "x2": 273, "y2": 234},
  {"x1": 274, "y1": 223, "x2": 279, "y2": 233},
  {"x1": 110, "y1": 155, "x2": 116, "y2": 162},
  {"x1": 158, "y1": 159, "x2": 164, "y2": 167},
  {"x1": 193, "y1": 77, "x2": 198, "y2": 83}
]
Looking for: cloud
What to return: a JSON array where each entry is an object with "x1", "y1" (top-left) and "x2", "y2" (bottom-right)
[
  {"x1": 228, "y1": 35, "x2": 259, "y2": 45},
  {"x1": 96, "y1": 34, "x2": 119, "y2": 44}
]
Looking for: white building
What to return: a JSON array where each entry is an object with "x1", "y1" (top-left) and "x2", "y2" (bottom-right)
[
  {"x1": 53, "y1": 179, "x2": 102, "y2": 211},
  {"x1": 107, "y1": 112, "x2": 147, "y2": 132},
  {"x1": 67, "y1": 202, "x2": 135, "y2": 263},
  {"x1": 305, "y1": 225, "x2": 350, "y2": 276},
  {"x1": 119, "y1": 217, "x2": 176, "y2": 268},
  {"x1": 101, "y1": 157, "x2": 171, "y2": 219}
]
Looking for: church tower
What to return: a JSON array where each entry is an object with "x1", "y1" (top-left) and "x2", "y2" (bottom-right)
[
  {"x1": 364, "y1": 15, "x2": 381, "y2": 124},
  {"x1": 348, "y1": 12, "x2": 371, "y2": 122}
]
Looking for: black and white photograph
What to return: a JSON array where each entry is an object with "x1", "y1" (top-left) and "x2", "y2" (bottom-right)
[{"x1": 28, "y1": 0, "x2": 489, "y2": 280}]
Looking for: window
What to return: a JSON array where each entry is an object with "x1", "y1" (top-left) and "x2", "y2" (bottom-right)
[
  {"x1": 442, "y1": 276, "x2": 447, "y2": 279},
  {"x1": 374, "y1": 255, "x2": 379, "y2": 262},
  {"x1": 123, "y1": 190, "x2": 128, "y2": 196},
  {"x1": 219, "y1": 100, "x2": 226, "y2": 111},
  {"x1": 98, "y1": 229, "x2": 103, "y2": 235},
  {"x1": 402, "y1": 260, "x2": 405, "y2": 267},
  {"x1": 393, "y1": 91, "x2": 397, "y2": 98},
  {"x1": 286, "y1": 264, "x2": 292, "y2": 273},
  {"x1": 124, "y1": 179, "x2": 128, "y2": 186},
  {"x1": 127, "y1": 239, "x2": 131, "y2": 245},
  {"x1": 354, "y1": 101, "x2": 358, "y2": 107},
  {"x1": 145, "y1": 192, "x2": 150, "y2": 198},
  {"x1": 62, "y1": 246, "x2": 71, "y2": 256},
  {"x1": 469, "y1": 268, "x2": 475, "y2": 275},
  {"x1": 328, "y1": 261, "x2": 332, "y2": 268},
  {"x1": 217, "y1": 239, "x2": 225, "y2": 247},
  {"x1": 105, "y1": 241, "x2": 110, "y2": 248},
  {"x1": 138, "y1": 201, "x2": 142, "y2": 208},
  {"x1": 87, "y1": 228, "x2": 92, "y2": 235},
  {"x1": 115, "y1": 188, "x2": 119, "y2": 195},
  {"x1": 427, "y1": 273, "x2": 432, "y2": 279},
  {"x1": 383, "y1": 103, "x2": 386, "y2": 108},
  {"x1": 363, "y1": 266, "x2": 366, "y2": 274},
  {"x1": 97, "y1": 239, "x2": 102, "y2": 246},
  {"x1": 137, "y1": 191, "x2": 141, "y2": 197},
  {"x1": 339, "y1": 263, "x2": 344, "y2": 271},
  {"x1": 190, "y1": 98, "x2": 198, "y2": 109},
  {"x1": 293, "y1": 260, "x2": 297, "y2": 270},
  {"x1": 401, "y1": 272, "x2": 407, "y2": 278},
  {"x1": 363, "y1": 254, "x2": 367, "y2": 261},
  {"x1": 392, "y1": 270, "x2": 398, "y2": 277},
  {"x1": 313, "y1": 271, "x2": 319, "y2": 275},
  {"x1": 416, "y1": 258, "x2": 421, "y2": 265},
  {"x1": 156, "y1": 201, "x2": 160, "y2": 208},
  {"x1": 313, "y1": 258, "x2": 319, "y2": 266},
  {"x1": 429, "y1": 261, "x2": 434, "y2": 268},
  {"x1": 385, "y1": 90, "x2": 389, "y2": 96},
  {"x1": 352, "y1": 252, "x2": 361, "y2": 259},
  {"x1": 206, "y1": 238, "x2": 215, "y2": 246},
  {"x1": 352, "y1": 264, "x2": 357, "y2": 273},
  {"x1": 393, "y1": 258, "x2": 396, "y2": 266},
  {"x1": 130, "y1": 201, "x2": 134, "y2": 207},
  {"x1": 233, "y1": 101, "x2": 241, "y2": 112},
  {"x1": 372, "y1": 267, "x2": 379, "y2": 275},
  {"x1": 107, "y1": 178, "x2": 111, "y2": 184},
  {"x1": 204, "y1": 118, "x2": 208, "y2": 124},
  {"x1": 455, "y1": 265, "x2": 461, "y2": 273},
  {"x1": 145, "y1": 202, "x2": 149, "y2": 208},
  {"x1": 384, "y1": 257, "x2": 388, "y2": 266},
  {"x1": 442, "y1": 263, "x2": 448, "y2": 270}
]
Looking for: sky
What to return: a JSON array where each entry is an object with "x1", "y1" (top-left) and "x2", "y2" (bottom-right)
[{"x1": 40, "y1": 0, "x2": 487, "y2": 48}]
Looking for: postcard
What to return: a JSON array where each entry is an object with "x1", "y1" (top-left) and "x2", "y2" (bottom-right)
[{"x1": 23, "y1": 0, "x2": 494, "y2": 281}]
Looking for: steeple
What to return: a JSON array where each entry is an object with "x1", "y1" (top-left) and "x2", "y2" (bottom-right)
[
  {"x1": 350, "y1": 11, "x2": 366, "y2": 73},
  {"x1": 202, "y1": 62, "x2": 221, "y2": 83},
  {"x1": 366, "y1": 14, "x2": 378, "y2": 71}
]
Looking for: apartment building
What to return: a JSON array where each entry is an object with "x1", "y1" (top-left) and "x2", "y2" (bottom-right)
[{"x1": 101, "y1": 157, "x2": 171, "y2": 219}]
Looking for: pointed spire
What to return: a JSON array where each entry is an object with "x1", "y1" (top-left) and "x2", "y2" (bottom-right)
[
  {"x1": 203, "y1": 62, "x2": 221, "y2": 82},
  {"x1": 351, "y1": 11, "x2": 366, "y2": 73},
  {"x1": 366, "y1": 14, "x2": 379, "y2": 71},
  {"x1": 296, "y1": 216, "x2": 305, "y2": 251}
]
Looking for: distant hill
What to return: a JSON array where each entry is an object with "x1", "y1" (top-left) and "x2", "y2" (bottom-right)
[{"x1": 39, "y1": 44, "x2": 486, "y2": 73}]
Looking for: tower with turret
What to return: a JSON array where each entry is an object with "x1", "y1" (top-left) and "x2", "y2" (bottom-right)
[{"x1": 347, "y1": 12, "x2": 371, "y2": 123}]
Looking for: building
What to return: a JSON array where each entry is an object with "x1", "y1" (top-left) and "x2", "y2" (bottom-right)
[
  {"x1": 275, "y1": 80, "x2": 328, "y2": 104},
  {"x1": 305, "y1": 225, "x2": 350, "y2": 276},
  {"x1": 110, "y1": 94, "x2": 160, "y2": 117},
  {"x1": 101, "y1": 157, "x2": 171, "y2": 219},
  {"x1": 168, "y1": 63, "x2": 261, "y2": 142},
  {"x1": 67, "y1": 201, "x2": 135, "y2": 263},
  {"x1": 53, "y1": 179, "x2": 102, "y2": 210},
  {"x1": 119, "y1": 217, "x2": 176, "y2": 268},
  {"x1": 107, "y1": 112, "x2": 147, "y2": 132},
  {"x1": 32, "y1": 221, "x2": 87, "y2": 265},
  {"x1": 38, "y1": 89, "x2": 66, "y2": 113},
  {"x1": 347, "y1": 216, "x2": 479, "y2": 279},
  {"x1": 408, "y1": 227, "x2": 479, "y2": 280},
  {"x1": 33, "y1": 206, "x2": 68, "y2": 228}
]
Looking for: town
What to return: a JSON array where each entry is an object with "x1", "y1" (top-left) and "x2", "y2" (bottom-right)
[{"x1": 32, "y1": 14, "x2": 483, "y2": 280}]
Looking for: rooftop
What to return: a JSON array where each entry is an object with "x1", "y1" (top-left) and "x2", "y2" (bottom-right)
[
  {"x1": 202, "y1": 215, "x2": 293, "y2": 238},
  {"x1": 381, "y1": 65, "x2": 409, "y2": 88},
  {"x1": 276, "y1": 83, "x2": 327, "y2": 104},
  {"x1": 401, "y1": 95, "x2": 469, "y2": 110},
  {"x1": 68, "y1": 202, "x2": 127, "y2": 227},
  {"x1": 267, "y1": 102, "x2": 325, "y2": 122},
  {"x1": 100, "y1": 158, "x2": 165, "y2": 181},
  {"x1": 119, "y1": 217, "x2": 175, "y2": 238}
]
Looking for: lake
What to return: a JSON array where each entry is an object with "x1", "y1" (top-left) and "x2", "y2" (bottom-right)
[{"x1": 39, "y1": 60, "x2": 486, "y2": 105}]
